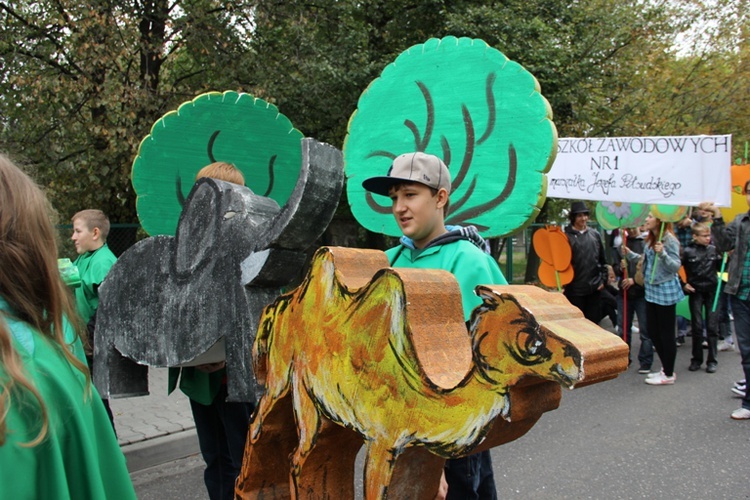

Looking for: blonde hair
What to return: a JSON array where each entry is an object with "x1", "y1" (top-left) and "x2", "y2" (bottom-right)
[
  {"x1": 195, "y1": 162, "x2": 245, "y2": 185},
  {"x1": 71, "y1": 209, "x2": 111, "y2": 240},
  {"x1": 0, "y1": 154, "x2": 88, "y2": 446},
  {"x1": 691, "y1": 222, "x2": 710, "y2": 236}
]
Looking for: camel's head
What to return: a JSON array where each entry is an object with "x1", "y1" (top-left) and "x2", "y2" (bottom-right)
[{"x1": 469, "y1": 288, "x2": 583, "y2": 389}]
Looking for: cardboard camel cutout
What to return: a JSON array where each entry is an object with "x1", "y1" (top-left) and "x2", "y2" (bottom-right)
[
  {"x1": 95, "y1": 138, "x2": 343, "y2": 401},
  {"x1": 236, "y1": 246, "x2": 628, "y2": 499}
]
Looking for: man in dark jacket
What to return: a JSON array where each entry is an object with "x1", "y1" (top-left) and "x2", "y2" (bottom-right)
[
  {"x1": 615, "y1": 227, "x2": 653, "y2": 373},
  {"x1": 704, "y1": 192, "x2": 750, "y2": 419},
  {"x1": 563, "y1": 201, "x2": 608, "y2": 323}
]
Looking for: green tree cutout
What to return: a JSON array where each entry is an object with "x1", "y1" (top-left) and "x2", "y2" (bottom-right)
[
  {"x1": 344, "y1": 36, "x2": 557, "y2": 238},
  {"x1": 132, "y1": 91, "x2": 303, "y2": 236}
]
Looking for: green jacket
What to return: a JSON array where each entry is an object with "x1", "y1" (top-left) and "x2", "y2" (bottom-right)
[
  {"x1": 0, "y1": 298, "x2": 136, "y2": 500},
  {"x1": 72, "y1": 243, "x2": 117, "y2": 323},
  {"x1": 386, "y1": 238, "x2": 507, "y2": 321},
  {"x1": 168, "y1": 366, "x2": 224, "y2": 406}
]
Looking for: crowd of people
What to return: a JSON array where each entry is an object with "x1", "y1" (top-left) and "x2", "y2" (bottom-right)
[
  {"x1": 563, "y1": 196, "x2": 750, "y2": 420},
  {"x1": 3, "y1": 146, "x2": 749, "y2": 500}
]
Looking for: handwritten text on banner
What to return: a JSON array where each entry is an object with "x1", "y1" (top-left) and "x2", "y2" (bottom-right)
[{"x1": 547, "y1": 135, "x2": 731, "y2": 206}]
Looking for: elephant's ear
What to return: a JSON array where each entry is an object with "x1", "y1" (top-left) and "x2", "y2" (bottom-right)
[{"x1": 175, "y1": 178, "x2": 220, "y2": 275}]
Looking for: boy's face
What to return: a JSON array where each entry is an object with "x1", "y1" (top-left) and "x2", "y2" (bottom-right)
[
  {"x1": 71, "y1": 218, "x2": 101, "y2": 254},
  {"x1": 572, "y1": 212, "x2": 588, "y2": 231},
  {"x1": 388, "y1": 182, "x2": 447, "y2": 249},
  {"x1": 693, "y1": 230, "x2": 711, "y2": 246}
]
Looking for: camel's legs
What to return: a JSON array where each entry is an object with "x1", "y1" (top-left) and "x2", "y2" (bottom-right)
[
  {"x1": 249, "y1": 363, "x2": 290, "y2": 443},
  {"x1": 289, "y1": 376, "x2": 321, "y2": 496},
  {"x1": 363, "y1": 441, "x2": 400, "y2": 500}
]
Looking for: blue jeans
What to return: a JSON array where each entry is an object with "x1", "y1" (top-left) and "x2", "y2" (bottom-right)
[
  {"x1": 190, "y1": 384, "x2": 254, "y2": 500},
  {"x1": 677, "y1": 315, "x2": 689, "y2": 336},
  {"x1": 444, "y1": 450, "x2": 497, "y2": 500},
  {"x1": 729, "y1": 296, "x2": 750, "y2": 410},
  {"x1": 617, "y1": 294, "x2": 653, "y2": 368}
]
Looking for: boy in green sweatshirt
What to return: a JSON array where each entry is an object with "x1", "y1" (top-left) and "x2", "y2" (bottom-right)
[{"x1": 363, "y1": 151, "x2": 507, "y2": 499}]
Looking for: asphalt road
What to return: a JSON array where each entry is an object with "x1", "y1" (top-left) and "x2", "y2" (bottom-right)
[{"x1": 130, "y1": 338, "x2": 750, "y2": 499}]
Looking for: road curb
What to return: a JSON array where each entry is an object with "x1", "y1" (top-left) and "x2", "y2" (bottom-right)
[{"x1": 123, "y1": 429, "x2": 200, "y2": 473}]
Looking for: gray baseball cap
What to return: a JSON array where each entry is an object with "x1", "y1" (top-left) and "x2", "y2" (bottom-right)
[{"x1": 362, "y1": 152, "x2": 451, "y2": 197}]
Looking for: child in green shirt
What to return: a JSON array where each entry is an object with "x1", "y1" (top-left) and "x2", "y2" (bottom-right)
[{"x1": 71, "y1": 208, "x2": 117, "y2": 429}]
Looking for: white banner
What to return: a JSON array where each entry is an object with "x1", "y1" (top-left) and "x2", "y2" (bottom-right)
[{"x1": 547, "y1": 135, "x2": 732, "y2": 206}]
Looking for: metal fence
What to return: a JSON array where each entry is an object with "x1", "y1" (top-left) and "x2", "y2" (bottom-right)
[
  {"x1": 56, "y1": 224, "x2": 141, "y2": 260},
  {"x1": 57, "y1": 222, "x2": 603, "y2": 285}
]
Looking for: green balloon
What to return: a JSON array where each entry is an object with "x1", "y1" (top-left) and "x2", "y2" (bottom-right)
[
  {"x1": 650, "y1": 204, "x2": 689, "y2": 223},
  {"x1": 596, "y1": 202, "x2": 649, "y2": 230},
  {"x1": 344, "y1": 37, "x2": 557, "y2": 238},
  {"x1": 132, "y1": 91, "x2": 303, "y2": 236}
]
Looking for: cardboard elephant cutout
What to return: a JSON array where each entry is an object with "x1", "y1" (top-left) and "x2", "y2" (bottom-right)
[{"x1": 95, "y1": 138, "x2": 343, "y2": 401}]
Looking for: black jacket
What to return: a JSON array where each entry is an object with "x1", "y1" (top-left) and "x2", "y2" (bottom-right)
[
  {"x1": 564, "y1": 224, "x2": 608, "y2": 296},
  {"x1": 681, "y1": 242, "x2": 721, "y2": 292}
]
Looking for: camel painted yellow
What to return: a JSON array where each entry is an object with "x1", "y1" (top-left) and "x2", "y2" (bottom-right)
[{"x1": 250, "y1": 247, "x2": 586, "y2": 500}]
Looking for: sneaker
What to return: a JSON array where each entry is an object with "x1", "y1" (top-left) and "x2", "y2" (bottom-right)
[
  {"x1": 637, "y1": 366, "x2": 651, "y2": 374},
  {"x1": 730, "y1": 408, "x2": 750, "y2": 420},
  {"x1": 645, "y1": 372, "x2": 676, "y2": 385},
  {"x1": 676, "y1": 336, "x2": 686, "y2": 347},
  {"x1": 706, "y1": 362, "x2": 717, "y2": 373},
  {"x1": 732, "y1": 387, "x2": 747, "y2": 398},
  {"x1": 688, "y1": 361, "x2": 701, "y2": 371},
  {"x1": 718, "y1": 340, "x2": 735, "y2": 351},
  {"x1": 735, "y1": 379, "x2": 747, "y2": 388},
  {"x1": 646, "y1": 370, "x2": 664, "y2": 378}
]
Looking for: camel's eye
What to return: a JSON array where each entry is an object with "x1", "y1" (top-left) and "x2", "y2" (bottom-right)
[
  {"x1": 510, "y1": 324, "x2": 551, "y2": 365},
  {"x1": 516, "y1": 330, "x2": 532, "y2": 353}
]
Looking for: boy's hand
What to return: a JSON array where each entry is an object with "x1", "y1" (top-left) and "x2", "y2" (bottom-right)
[
  {"x1": 684, "y1": 283, "x2": 695, "y2": 293},
  {"x1": 621, "y1": 277, "x2": 635, "y2": 290},
  {"x1": 434, "y1": 472, "x2": 448, "y2": 500},
  {"x1": 698, "y1": 201, "x2": 721, "y2": 219}
]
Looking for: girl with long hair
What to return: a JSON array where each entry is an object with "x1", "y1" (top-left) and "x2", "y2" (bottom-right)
[
  {"x1": 0, "y1": 154, "x2": 135, "y2": 498},
  {"x1": 625, "y1": 213, "x2": 684, "y2": 385}
]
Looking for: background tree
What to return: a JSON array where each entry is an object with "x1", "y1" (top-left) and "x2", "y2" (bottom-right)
[
  {"x1": 0, "y1": 0, "x2": 255, "y2": 222},
  {"x1": 1, "y1": 0, "x2": 748, "y2": 266}
]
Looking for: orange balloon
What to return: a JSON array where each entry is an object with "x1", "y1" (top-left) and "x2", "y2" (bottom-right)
[
  {"x1": 538, "y1": 261, "x2": 574, "y2": 288},
  {"x1": 533, "y1": 226, "x2": 574, "y2": 288},
  {"x1": 678, "y1": 266, "x2": 687, "y2": 283},
  {"x1": 532, "y1": 226, "x2": 572, "y2": 272}
]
